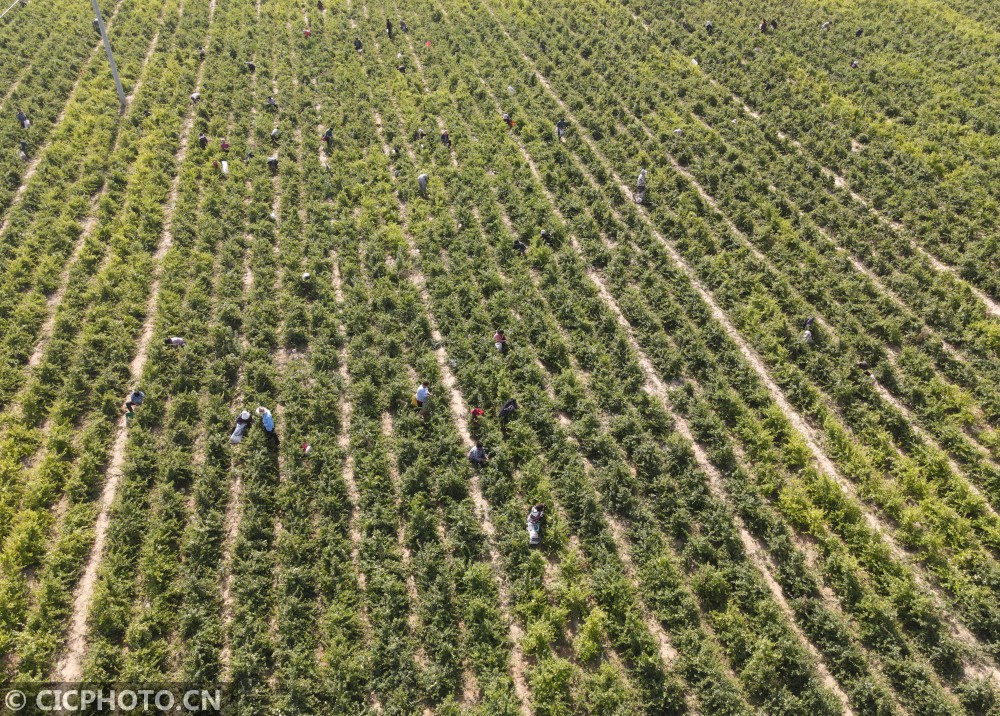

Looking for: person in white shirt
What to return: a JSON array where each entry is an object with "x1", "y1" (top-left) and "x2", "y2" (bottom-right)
[
  {"x1": 414, "y1": 381, "x2": 430, "y2": 408},
  {"x1": 164, "y1": 336, "x2": 186, "y2": 347},
  {"x1": 468, "y1": 442, "x2": 489, "y2": 466}
]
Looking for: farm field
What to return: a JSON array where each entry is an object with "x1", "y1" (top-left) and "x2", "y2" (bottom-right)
[{"x1": 0, "y1": 0, "x2": 999, "y2": 712}]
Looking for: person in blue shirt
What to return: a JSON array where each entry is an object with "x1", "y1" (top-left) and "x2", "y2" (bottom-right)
[
  {"x1": 257, "y1": 406, "x2": 278, "y2": 443},
  {"x1": 123, "y1": 389, "x2": 145, "y2": 414}
]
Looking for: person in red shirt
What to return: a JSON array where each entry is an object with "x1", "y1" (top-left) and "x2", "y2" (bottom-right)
[{"x1": 470, "y1": 407, "x2": 485, "y2": 423}]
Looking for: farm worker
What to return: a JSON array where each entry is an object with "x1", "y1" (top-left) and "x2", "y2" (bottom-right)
[
  {"x1": 440, "y1": 129, "x2": 451, "y2": 147},
  {"x1": 230, "y1": 410, "x2": 252, "y2": 444},
  {"x1": 164, "y1": 336, "x2": 186, "y2": 347},
  {"x1": 855, "y1": 28, "x2": 863, "y2": 37},
  {"x1": 540, "y1": 40, "x2": 546, "y2": 52},
  {"x1": 540, "y1": 228, "x2": 552, "y2": 244},
  {"x1": 257, "y1": 406, "x2": 278, "y2": 443},
  {"x1": 267, "y1": 154, "x2": 279, "y2": 172},
  {"x1": 400, "y1": 20, "x2": 408, "y2": 32},
  {"x1": 821, "y1": 21, "x2": 831, "y2": 30},
  {"x1": 416, "y1": 127, "x2": 427, "y2": 139},
  {"x1": 414, "y1": 381, "x2": 431, "y2": 408},
  {"x1": 636, "y1": 168, "x2": 647, "y2": 203},
  {"x1": 468, "y1": 442, "x2": 489, "y2": 466},
  {"x1": 770, "y1": 19, "x2": 778, "y2": 29},
  {"x1": 246, "y1": 61, "x2": 256, "y2": 73},
  {"x1": 267, "y1": 96, "x2": 277, "y2": 109},
  {"x1": 93, "y1": 18, "x2": 101, "y2": 35},
  {"x1": 705, "y1": 20, "x2": 713, "y2": 34},
  {"x1": 759, "y1": 18, "x2": 768, "y2": 33},
  {"x1": 304, "y1": 27, "x2": 311, "y2": 38},
  {"x1": 498, "y1": 398, "x2": 518, "y2": 426},
  {"x1": 527, "y1": 504, "x2": 544, "y2": 526},
  {"x1": 317, "y1": 0, "x2": 323, "y2": 9},
  {"x1": 199, "y1": 46, "x2": 205, "y2": 60},
  {"x1": 190, "y1": 92, "x2": 201, "y2": 103},
  {"x1": 397, "y1": 64, "x2": 406, "y2": 74},
  {"x1": 513, "y1": 239, "x2": 527, "y2": 256},
  {"x1": 302, "y1": 271, "x2": 311, "y2": 282},
  {"x1": 198, "y1": 132, "x2": 208, "y2": 149},
  {"x1": 15, "y1": 109, "x2": 29, "y2": 129},
  {"x1": 18, "y1": 147, "x2": 27, "y2": 162},
  {"x1": 493, "y1": 329, "x2": 507, "y2": 353},
  {"x1": 220, "y1": 138, "x2": 230, "y2": 151},
  {"x1": 556, "y1": 118, "x2": 566, "y2": 140},
  {"x1": 850, "y1": 60, "x2": 859, "y2": 69},
  {"x1": 386, "y1": 19, "x2": 393, "y2": 37},
  {"x1": 470, "y1": 407, "x2": 486, "y2": 423},
  {"x1": 502, "y1": 112, "x2": 514, "y2": 128},
  {"x1": 801, "y1": 329, "x2": 813, "y2": 344},
  {"x1": 220, "y1": 160, "x2": 229, "y2": 175},
  {"x1": 18, "y1": 140, "x2": 28, "y2": 161},
  {"x1": 322, "y1": 127, "x2": 333, "y2": 144},
  {"x1": 354, "y1": 37, "x2": 363, "y2": 52},
  {"x1": 123, "y1": 388, "x2": 145, "y2": 414},
  {"x1": 271, "y1": 127, "x2": 280, "y2": 143},
  {"x1": 673, "y1": 128, "x2": 684, "y2": 136},
  {"x1": 417, "y1": 173, "x2": 429, "y2": 197}
]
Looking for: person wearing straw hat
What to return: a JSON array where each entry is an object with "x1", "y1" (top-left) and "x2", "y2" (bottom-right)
[{"x1": 230, "y1": 410, "x2": 253, "y2": 444}]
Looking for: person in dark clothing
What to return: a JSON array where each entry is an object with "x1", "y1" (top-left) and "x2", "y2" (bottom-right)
[
  {"x1": 540, "y1": 40, "x2": 546, "y2": 52},
  {"x1": 317, "y1": 0, "x2": 324, "y2": 9},
  {"x1": 556, "y1": 118, "x2": 566, "y2": 140},
  {"x1": 386, "y1": 19, "x2": 393, "y2": 38},
  {"x1": 400, "y1": 20, "x2": 408, "y2": 32},
  {"x1": 705, "y1": 20, "x2": 713, "y2": 34},
  {"x1": 267, "y1": 154, "x2": 279, "y2": 172},
  {"x1": 93, "y1": 17, "x2": 101, "y2": 35},
  {"x1": 322, "y1": 127, "x2": 333, "y2": 145},
  {"x1": 513, "y1": 239, "x2": 527, "y2": 256},
  {"x1": 18, "y1": 140, "x2": 28, "y2": 161},
  {"x1": 199, "y1": 46, "x2": 205, "y2": 60},
  {"x1": 440, "y1": 129, "x2": 451, "y2": 147},
  {"x1": 397, "y1": 64, "x2": 406, "y2": 73},
  {"x1": 770, "y1": 19, "x2": 778, "y2": 30},
  {"x1": 855, "y1": 28, "x2": 863, "y2": 37},
  {"x1": 16, "y1": 109, "x2": 29, "y2": 129},
  {"x1": 502, "y1": 112, "x2": 514, "y2": 128},
  {"x1": 267, "y1": 96, "x2": 277, "y2": 110},
  {"x1": 498, "y1": 398, "x2": 518, "y2": 426},
  {"x1": 354, "y1": 37, "x2": 363, "y2": 52},
  {"x1": 246, "y1": 61, "x2": 256, "y2": 73},
  {"x1": 198, "y1": 133, "x2": 208, "y2": 149},
  {"x1": 230, "y1": 410, "x2": 252, "y2": 444}
]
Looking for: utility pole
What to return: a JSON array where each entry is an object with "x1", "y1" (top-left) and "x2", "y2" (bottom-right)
[{"x1": 91, "y1": 0, "x2": 126, "y2": 111}]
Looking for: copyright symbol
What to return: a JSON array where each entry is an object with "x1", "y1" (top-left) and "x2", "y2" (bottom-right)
[{"x1": 5, "y1": 690, "x2": 26, "y2": 711}]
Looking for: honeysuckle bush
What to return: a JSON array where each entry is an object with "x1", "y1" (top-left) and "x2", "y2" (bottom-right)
[
  {"x1": 1, "y1": 0, "x2": 998, "y2": 712},
  {"x1": 0, "y1": 0, "x2": 208, "y2": 679},
  {"x1": 386, "y1": 1, "x2": 1000, "y2": 712},
  {"x1": 619, "y1": 0, "x2": 1000, "y2": 298},
  {"x1": 427, "y1": 0, "x2": 1000, "y2": 669}
]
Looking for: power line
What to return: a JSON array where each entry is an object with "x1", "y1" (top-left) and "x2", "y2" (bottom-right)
[
  {"x1": 92, "y1": 0, "x2": 126, "y2": 110},
  {"x1": 0, "y1": 0, "x2": 27, "y2": 22}
]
